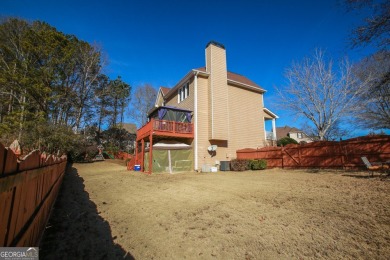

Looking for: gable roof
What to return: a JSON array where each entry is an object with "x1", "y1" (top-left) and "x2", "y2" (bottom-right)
[
  {"x1": 163, "y1": 66, "x2": 265, "y2": 100},
  {"x1": 160, "y1": 87, "x2": 171, "y2": 96},
  {"x1": 155, "y1": 87, "x2": 172, "y2": 107},
  {"x1": 195, "y1": 67, "x2": 264, "y2": 91}
]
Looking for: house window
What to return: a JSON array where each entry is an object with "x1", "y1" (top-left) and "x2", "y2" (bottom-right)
[
  {"x1": 297, "y1": 132, "x2": 303, "y2": 139},
  {"x1": 185, "y1": 83, "x2": 189, "y2": 98},
  {"x1": 178, "y1": 83, "x2": 189, "y2": 103},
  {"x1": 180, "y1": 87, "x2": 184, "y2": 101}
]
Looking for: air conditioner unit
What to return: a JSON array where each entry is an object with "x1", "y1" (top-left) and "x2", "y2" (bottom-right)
[{"x1": 220, "y1": 161, "x2": 230, "y2": 171}]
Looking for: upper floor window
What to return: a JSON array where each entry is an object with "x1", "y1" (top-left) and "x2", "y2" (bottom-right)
[
  {"x1": 297, "y1": 132, "x2": 303, "y2": 139},
  {"x1": 178, "y1": 83, "x2": 189, "y2": 103}
]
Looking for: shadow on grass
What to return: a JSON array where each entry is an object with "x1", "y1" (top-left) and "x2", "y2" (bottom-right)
[
  {"x1": 40, "y1": 165, "x2": 134, "y2": 259},
  {"x1": 342, "y1": 173, "x2": 375, "y2": 179},
  {"x1": 341, "y1": 172, "x2": 390, "y2": 179}
]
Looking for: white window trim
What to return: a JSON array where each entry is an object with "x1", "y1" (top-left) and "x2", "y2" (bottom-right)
[
  {"x1": 185, "y1": 83, "x2": 189, "y2": 98},
  {"x1": 177, "y1": 82, "x2": 189, "y2": 103}
]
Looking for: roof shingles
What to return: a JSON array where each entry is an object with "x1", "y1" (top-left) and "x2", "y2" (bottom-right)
[
  {"x1": 194, "y1": 67, "x2": 263, "y2": 90},
  {"x1": 160, "y1": 87, "x2": 171, "y2": 96},
  {"x1": 276, "y1": 126, "x2": 302, "y2": 139}
]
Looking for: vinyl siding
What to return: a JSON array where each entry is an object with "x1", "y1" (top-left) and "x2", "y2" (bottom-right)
[
  {"x1": 155, "y1": 91, "x2": 164, "y2": 107},
  {"x1": 228, "y1": 84, "x2": 266, "y2": 156},
  {"x1": 206, "y1": 44, "x2": 228, "y2": 140},
  {"x1": 289, "y1": 132, "x2": 313, "y2": 143},
  {"x1": 165, "y1": 78, "x2": 195, "y2": 113},
  {"x1": 196, "y1": 84, "x2": 266, "y2": 168},
  {"x1": 196, "y1": 75, "x2": 211, "y2": 167}
]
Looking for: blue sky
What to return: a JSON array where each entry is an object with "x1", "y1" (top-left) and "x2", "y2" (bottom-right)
[{"x1": 1, "y1": 0, "x2": 385, "y2": 136}]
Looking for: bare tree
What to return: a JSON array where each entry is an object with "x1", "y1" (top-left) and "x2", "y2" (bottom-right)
[
  {"x1": 276, "y1": 49, "x2": 368, "y2": 140},
  {"x1": 128, "y1": 84, "x2": 157, "y2": 127},
  {"x1": 301, "y1": 120, "x2": 350, "y2": 141},
  {"x1": 346, "y1": 0, "x2": 390, "y2": 48},
  {"x1": 354, "y1": 50, "x2": 390, "y2": 129},
  {"x1": 344, "y1": 1, "x2": 390, "y2": 130},
  {"x1": 74, "y1": 42, "x2": 102, "y2": 131}
]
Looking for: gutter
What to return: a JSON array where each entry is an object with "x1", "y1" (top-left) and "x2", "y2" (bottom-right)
[
  {"x1": 263, "y1": 107, "x2": 279, "y2": 119},
  {"x1": 227, "y1": 79, "x2": 266, "y2": 94}
]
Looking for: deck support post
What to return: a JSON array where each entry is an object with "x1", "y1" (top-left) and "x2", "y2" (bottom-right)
[
  {"x1": 141, "y1": 139, "x2": 145, "y2": 171},
  {"x1": 149, "y1": 133, "x2": 153, "y2": 174},
  {"x1": 135, "y1": 141, "x2": 138, "y2": 167}
]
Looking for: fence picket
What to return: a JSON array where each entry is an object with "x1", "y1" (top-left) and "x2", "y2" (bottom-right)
[
  {"x1": 0, "y1": 189, "x2": 13, "y2": 245},
  {"x1": 19, "y1": 150, "x2": 41, "y2": 171},
  {"x1": 0, "y1": 143, "x2": 67, "y2": 246},
  {"x1": 3, "y1": 148, "x2": 18, "y2": 175},
  {"x1": 0, "y1": 143, "x2": 5, "y2": 175}
]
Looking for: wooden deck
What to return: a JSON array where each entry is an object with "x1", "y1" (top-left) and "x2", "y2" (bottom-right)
[{"x1": 136, "y1": 119, "x2": 194, "y2": 141}]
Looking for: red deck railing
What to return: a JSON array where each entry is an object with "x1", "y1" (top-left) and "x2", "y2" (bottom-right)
[{"x1": 137, "y1": 119, "x2": 194, "y2": 140}]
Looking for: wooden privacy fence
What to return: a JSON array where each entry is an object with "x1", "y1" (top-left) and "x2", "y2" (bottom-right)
[
  {"x1": 0, "y1": 143, "x2": 67, "y2": 246},
  {"x1": 116, "y1": 151, "x2": 133, "y2": 160},
  {"x1": 237, "y1": 135, "x2": 390, "y2": 169}
]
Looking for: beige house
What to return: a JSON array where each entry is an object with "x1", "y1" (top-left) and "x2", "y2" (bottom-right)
[
  {"x1": 135, "y1": 41, "x2": 278, "y2": 173},
  {"x1": 276, "y1": 126, "x2": 313, "y2": 144}
]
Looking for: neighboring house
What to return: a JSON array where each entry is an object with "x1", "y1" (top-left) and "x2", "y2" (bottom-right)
[
  {"x1": 276, "y1": 126, "x2": 313, "y2": 143},
  {"x1": 118, "y1": 123, "x2": 137, "y2": 151},
  {"x1": 135, "y1": 41, "x2": 278, "y2": 173},
  {"x1": 121, "y1": 123, "x2": 137, "y2": 135}
]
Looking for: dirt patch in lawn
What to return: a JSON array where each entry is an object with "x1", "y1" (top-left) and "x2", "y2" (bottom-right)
[{"x1": 40, "y1": 160, "x2": 390, "y2": 259}]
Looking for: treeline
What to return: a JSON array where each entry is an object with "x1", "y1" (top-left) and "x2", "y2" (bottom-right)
[{"x1": 0, "y1": 18, "x2": 131, "y2": 153}]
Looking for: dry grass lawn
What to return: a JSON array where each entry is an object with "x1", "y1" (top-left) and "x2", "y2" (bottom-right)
[{"x1": 40, "y1": 160, "x2": 390, "y2": 259}]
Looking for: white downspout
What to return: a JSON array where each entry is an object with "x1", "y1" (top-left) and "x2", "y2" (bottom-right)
[
  {"x1": 194, "y1": 71, "x2": 199, "y2": 171},
  {"x1": 210, "y1": 48, "x2": 214, "y2": 139}
]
